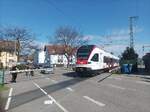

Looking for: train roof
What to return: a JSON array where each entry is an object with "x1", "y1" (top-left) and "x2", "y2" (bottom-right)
[{"x1": 79, "y1": 45, "x2": 119, "y2": 60}]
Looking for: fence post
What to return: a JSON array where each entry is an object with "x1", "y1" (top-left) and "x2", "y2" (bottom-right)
[{"x1": 0, "y1": 69, "x2": 4, "y2": 85}]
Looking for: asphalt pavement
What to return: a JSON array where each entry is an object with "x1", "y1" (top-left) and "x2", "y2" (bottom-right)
[{"x1": 3, "y1": 68, "x2": 150, "y2": 112}]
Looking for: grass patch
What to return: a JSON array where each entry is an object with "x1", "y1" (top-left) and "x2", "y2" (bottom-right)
[
  {"x1": 0, "y1": 85, "x2": 7, "y2": 112},
  {"x1": 0, "y1": 93, "x2": 6, "y2": 112},
  {"x1": 0, "y1": 85, "x2": 9, "y2": 92}
]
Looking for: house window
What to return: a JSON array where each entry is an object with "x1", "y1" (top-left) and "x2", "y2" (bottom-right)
[
  {"x1": 9, "y1": 52, "x2": 14, "y2": 57},
  {"x1": 58, "y1": 55, "x2": 63, "y2": 63},
  {"x1": 9, "y1": 59, "x2": 14, "y2": 63}
]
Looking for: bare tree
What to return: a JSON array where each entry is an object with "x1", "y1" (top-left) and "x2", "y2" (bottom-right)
[
  {"x1": 53, "y1": 26, "x2": 88, "y2": 67},
  {"x1": 0, "y1": 27, "x2": 5, "y2": 40},
  {"x1": 2, "y1": 27, "x2": 36, "y2": 61}
]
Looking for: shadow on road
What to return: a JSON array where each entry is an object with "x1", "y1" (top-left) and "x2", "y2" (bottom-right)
[
  {"x1": 9, "y1": 72, "x2": 89, "y2": 110},
  {"x1": 62, "y1": 71, "x2": 93, "y2": 78},
  {"x1": 135, "y1": 68, "x2": 150, "y2": 76},
  {"x1": 62, "y1": 71, "x2": 78, "y2": 77},
  {"x1": 9, "y1": 71, "x2": 112, "y2": 110}
]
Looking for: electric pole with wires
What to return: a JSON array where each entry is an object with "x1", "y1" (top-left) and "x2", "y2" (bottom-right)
[{"x1": 129, "y1": 16, "x2": 138, "y2": 49}]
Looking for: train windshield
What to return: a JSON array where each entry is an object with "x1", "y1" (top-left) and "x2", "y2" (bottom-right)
[{"x1": 77, "y1": 45, "x2": 94, "y2": 59}]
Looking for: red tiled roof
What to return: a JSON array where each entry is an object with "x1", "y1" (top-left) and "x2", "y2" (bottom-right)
[
  {"x1": 44, "y1": 45, "x2": 77, "y2": 55},
  {"x1": 44, "y1": 45, "x2": 65, "y2": 55},
  {"x1": 0, "y1": 40, "x2": 19, "y2": 51}
]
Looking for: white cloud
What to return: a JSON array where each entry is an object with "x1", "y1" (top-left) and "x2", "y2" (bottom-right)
[
  {"x1": 32, "y1": 40, "x2": 48, "y2": 50},
  {"x1": 102, "y1": 44, "x2": 128, "y2": 56},
  {"x1": 134, "y1": 43, "x2": 150, "y2": 57},
  {"x1": 84, "y1": 27, "x2": 144, "y2": 57},
  {"x1": 101, "y1": 43, "x2": 150, "y2": 58},
  {"x1": 83, "y1": 35, "x2": 99, "y2": 41},
  {"x1": 106, "y1": 27, "x2": 143, "y2": 42}
]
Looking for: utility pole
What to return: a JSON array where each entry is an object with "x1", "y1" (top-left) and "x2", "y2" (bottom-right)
[
  {"x1": 142, "y1": 45, "x2": 150, "y2": 55},
  {"x1": 16, "y1": 37, "x2": 20, "y2": 62},
  {"x1": 129, "y1": 16, "x2": 138, "y2": 48}
]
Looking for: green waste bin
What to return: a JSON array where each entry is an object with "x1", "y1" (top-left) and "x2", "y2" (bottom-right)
[{"x1": 0, "y1": 70, "x2": 4, "y2": 85}]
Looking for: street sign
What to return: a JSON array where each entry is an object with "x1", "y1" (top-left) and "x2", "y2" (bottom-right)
[{"x1": 0, "y1": 70, "x2": 4, "y2": 85}]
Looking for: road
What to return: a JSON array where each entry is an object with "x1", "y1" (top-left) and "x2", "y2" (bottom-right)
[{"x1": 4, "y1": 68, "x2": 150, "y2": 112}]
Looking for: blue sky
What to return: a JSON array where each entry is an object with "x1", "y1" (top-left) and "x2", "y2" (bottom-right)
[{"x1": 0, "y1": 0, "x2": 150, "y2": 56}]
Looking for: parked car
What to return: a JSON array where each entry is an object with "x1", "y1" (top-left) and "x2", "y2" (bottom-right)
[{"x1": 40, "y1": 65, "x2": 53, "y2": 74}]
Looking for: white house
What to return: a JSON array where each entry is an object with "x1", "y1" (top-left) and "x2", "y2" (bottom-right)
[
  {"x1": 33, "y1": 50, "x2": 46, "y2": 65},
  {"x1": 0, "y1": 40, "x2": 18, "y2": 68},
  {"x1": 44, "y1": 45, "x2": 68, "y2": 66},
  {"x1": 33, "y1": 45, "x2": 76, "y2": 67}
]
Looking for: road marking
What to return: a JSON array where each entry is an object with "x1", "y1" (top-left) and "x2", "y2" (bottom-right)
[
  {"x1": 33, "y1": 82, "x2": 69, "y2": 112},
  {"x1": 108, "y1": 77, "x2": 122, "y2": 80},
  {"x1": 44, "y1": 100, "x2": 53, "y2": 104},
  {"x1": 50, "y1": 79, "x2": 58, "y2": 83},
  {"x1": 114, "y1": 77, "x2": 122, "y2": 80},
  {"x1": 66, "y1": 87, "x2": 74, "y2": 92},
  {"x1": 107, "y1": 84, "x2": 126, "y2": 90},
  {"x1": 33, "y1": 82, "x2": 48, "y2": 95},
  {"x1": 136, "y1": 81, "x2": 150, "y2": 85},
  {"x1": 127, "y1": 88, "x2": 136, "y2": 91},
  {"x1": 83, "y1": 96, "x2": 105, "y2": 107},
  {"x1": 5, "y1": 88, "x2": 13, "y2": 110},
  {"x1": 8, "y1": 88, "x2": 13, "y2": 97}
]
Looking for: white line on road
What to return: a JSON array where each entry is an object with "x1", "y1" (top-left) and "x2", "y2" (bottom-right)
[
  {"x1": 33, "y1": 82, "x2": 48, "y2": 95},
  {"x1": 66, "y1": 87, "x2": 74, "y2": 92},
  {"x1": 8, "y1": 88, "x2": 13, "y2": 97},
  {"x1": 136, "y1": 81, "x2": 150, "y2": 85},
  {"x1": 83, "y1": 96, "x2": 105, "y2": 107},
  {"x1": 114, "y1": 77, "x2": 122, "y2": 80},
  {"x1": 107, "y1": 84, "x2": 126, "y2": 90},
  {"x1": 44, "y1": 100, "x2": 53, "y2": 104},
  {"x1": 127, "y1": 88, "x2": 136, "y2": 91},
  {"x1": 5, "y1": 88, "x2": 13, "y2": 110},
  {"x1": 108, "y1": 77, "x2": 122, "y2": 80},
  {"x1": 33, "y1": 82, "x2": 69, "y2": 112},
  {"x1": 45, "y1": 78, "x2": 50, "y2": 80},
  {"x1": 50, "y1": 79, "x2": 58, "y2": 83}
]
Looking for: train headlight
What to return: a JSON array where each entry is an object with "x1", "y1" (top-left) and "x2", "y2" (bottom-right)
[{"x1": 88, "y1": 62, "x2": 91, "y2": 64}]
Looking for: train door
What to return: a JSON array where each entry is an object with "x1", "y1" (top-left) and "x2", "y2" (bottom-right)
[
  {"x1": 99, "y1": 53, "x2": 103, "y2": 69},
  {"x1": 90, "y1": 53, "x2": 100, "y2": 70}
]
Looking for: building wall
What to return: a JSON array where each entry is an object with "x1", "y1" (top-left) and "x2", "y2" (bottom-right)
[
  {"x1": 44, "y1": 46, "x2": 76, "y2": 66},
  {"x1": 0, "y1": 51, "x2": 17, "y2": 68},
  {"x1": 39, "y1": 51, "x2": 45, "y2": 64},
  {"x1": 50, "y1": 54, "x2": 68, "y2": 65},
  {"x1": 33, "y1": 50, "x2": 45, "y2": 64},
  {"x1": 45, "y1": 54, "x2": 76, "y2": 66}
]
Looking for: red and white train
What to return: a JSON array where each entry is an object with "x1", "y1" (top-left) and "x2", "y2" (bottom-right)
[{"x1": 75, "y1": 45, "x2": 119, "y2": 75}]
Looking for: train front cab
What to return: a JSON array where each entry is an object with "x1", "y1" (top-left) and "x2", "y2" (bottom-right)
[{"x1": 75, "y1": 47, "x2": 103, "y2": 76}]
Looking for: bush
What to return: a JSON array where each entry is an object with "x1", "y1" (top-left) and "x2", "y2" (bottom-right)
[{"x1": 16, "y1": 64, "x2": 27, "y2": 70}]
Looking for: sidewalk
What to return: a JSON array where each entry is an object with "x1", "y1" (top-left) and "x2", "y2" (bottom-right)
[{"x1": 122, "y1": 68, "x2": 150, "y2": 82}]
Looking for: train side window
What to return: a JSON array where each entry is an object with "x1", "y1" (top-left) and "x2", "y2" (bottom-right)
[
  {"x1": 104, "y1": 56, "x2": 110, "y2": 63},
  {"x1": 104, "y1": 56, "x2": 107, "y2": 63},
  {"x1": 91, "y1": 53, "x2": 99, "y2": 62}
]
